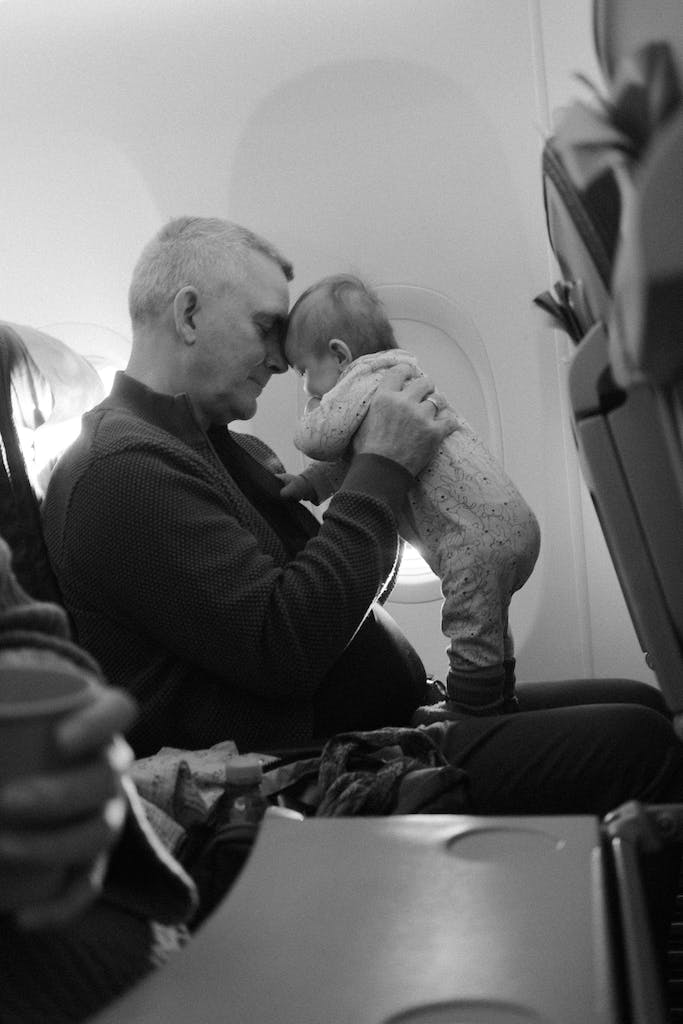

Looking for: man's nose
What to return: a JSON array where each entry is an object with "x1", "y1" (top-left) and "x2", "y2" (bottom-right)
[{"x1": 265, "y1": 337, "x2": 289, "y2": 375}]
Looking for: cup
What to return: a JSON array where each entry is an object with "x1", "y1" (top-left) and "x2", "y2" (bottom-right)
[{"x1": 0, "y1": 662, "x2": 96, "y2": 911}]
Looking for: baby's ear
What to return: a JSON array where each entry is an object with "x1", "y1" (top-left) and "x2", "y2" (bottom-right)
[{"x1": 329, "y1": 338, "x2": 353, "y2": 368}]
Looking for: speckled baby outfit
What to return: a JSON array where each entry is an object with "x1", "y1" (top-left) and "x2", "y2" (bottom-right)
[{"x1": 294, "y1": 349, "x2": 541, "y2": 712}]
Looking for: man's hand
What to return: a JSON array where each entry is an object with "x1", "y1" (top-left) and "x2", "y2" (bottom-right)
[
  {"x1": 352, "y1": 365, "x2": 457, "y2": 477},
  {"x1": 0, "y1": 679, "x2": 137, "y2": 929}
]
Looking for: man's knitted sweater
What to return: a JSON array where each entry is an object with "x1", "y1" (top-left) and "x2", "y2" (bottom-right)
[{"x1": 42, "y1": 373, "x2": 414, "y2": 756}]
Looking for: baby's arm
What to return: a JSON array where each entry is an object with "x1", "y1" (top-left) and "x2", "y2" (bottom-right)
[
  {"x1": 294, "y1": 368, "x2": 383, "y2": 461},
  {"x1": 277, "y1": 472, "x2": 318, "y2": 502},
  {"x1": 279, "y1": 459, "x2": 349, "y2": 503}
]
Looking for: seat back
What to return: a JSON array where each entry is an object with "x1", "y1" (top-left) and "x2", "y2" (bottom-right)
[
  {"x1": 568, "y1": 319, "x2": 683, "y2": 717},
  {"x1": 593, "y1": 0, "x2": 683, "y2": 85},
  {"x1": 538, "y1": 5, "x2": 683, "y2": 716},
  {"x1": 0, "y1": 324, "x2": 61, "y2": 602},
  {"x1": 536, "y1": 137, "x2": 618, "y2": 338},
  {"x1": 0, "y1": 322, "x2": 102, "y2": 603}
]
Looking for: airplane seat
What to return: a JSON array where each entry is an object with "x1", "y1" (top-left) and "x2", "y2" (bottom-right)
[
  {"x1": 537, "y1": 2, "x2": 683, "y2": 1018},
  {"x1": 566, "y1": 109, "x2": 683, "y2": 726},
  {"x1": 0, "y1": 321, "x2": 102, "y2": 602},
  {"x1": 536, "y1": 3, "x2": 683, "y2": 720},
  {"x1": 593, "y1": 0, "x2": 683, "y2": 87}
]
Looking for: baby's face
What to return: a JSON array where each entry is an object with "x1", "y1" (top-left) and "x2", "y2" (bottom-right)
[{"x1": 284, "y1": 303, "x2": 342, "y2": 398}]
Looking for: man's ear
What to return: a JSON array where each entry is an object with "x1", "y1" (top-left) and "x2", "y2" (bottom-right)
[
  {"x1": 328, "y1": 338, "x2": 353, "y2": 369},
  {"x1": 173, "y1": 286, "x2": 199, "y2": 344}
]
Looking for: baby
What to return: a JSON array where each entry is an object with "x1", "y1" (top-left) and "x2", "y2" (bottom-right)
[{"x1": 281, "y1": 274, "x2": 541, "y2": 717}]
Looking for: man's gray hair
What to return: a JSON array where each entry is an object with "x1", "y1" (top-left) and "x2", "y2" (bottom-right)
[{"x1": 128, "y1": 216, "x2": 294, "y2": 324}]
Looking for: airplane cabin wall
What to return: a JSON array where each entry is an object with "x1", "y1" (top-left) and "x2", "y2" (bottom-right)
[{"x1": 0, "y1": 0, "x2": 657, "y2": 689}]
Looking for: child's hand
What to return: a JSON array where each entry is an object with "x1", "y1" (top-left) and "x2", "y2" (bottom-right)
[{"x1": 276, "y1": 473, "x2": 318, "y2": 502}]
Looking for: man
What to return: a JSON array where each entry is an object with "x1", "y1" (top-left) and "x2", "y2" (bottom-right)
[
  {"x1": 42, "y1": 217, "x2": 683, "y2": 824},
  {"x1": 42, "y1": 217, "x2": 451, "y2": 757}
]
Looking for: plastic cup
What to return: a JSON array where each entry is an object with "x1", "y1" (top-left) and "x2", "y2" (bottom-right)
[{"x1": 0, "y1": 663, "x2": 96, "y2": 911}]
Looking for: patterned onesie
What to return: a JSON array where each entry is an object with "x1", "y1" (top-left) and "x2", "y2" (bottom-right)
[{"x1": 293, "y1": 349, "x2": 541, "y2": 711}]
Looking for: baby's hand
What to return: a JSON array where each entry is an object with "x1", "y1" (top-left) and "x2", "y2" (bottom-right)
[{"x1": 277, "y1": 472, "x2": 318, "y2": 502}]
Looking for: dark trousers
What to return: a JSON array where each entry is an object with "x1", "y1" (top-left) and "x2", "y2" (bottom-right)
[
  {"x1": 313, "y1": 598, "x2": 683, "y2": 815},
  {"x1": 317, "y1": 627, "x2": 683, "y2": 818},
  {"x1": 426, "y1": 678, "x2": 683, "y2": 816}
]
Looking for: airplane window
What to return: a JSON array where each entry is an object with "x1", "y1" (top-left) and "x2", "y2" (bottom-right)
[
  {"x1": 22, "y1": 322, "x2": 133, "y2": 496},
  {"x1": 393, "y1": 541, "x2": 441, "y2": 602},
  {"x1": 41, "y1": 322, "x2": 131, "y2": 398}
]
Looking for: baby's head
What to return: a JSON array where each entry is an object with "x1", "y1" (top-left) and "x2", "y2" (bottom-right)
[{"x1": 284, "y1": 274, "x2": 397, "y2": 397}]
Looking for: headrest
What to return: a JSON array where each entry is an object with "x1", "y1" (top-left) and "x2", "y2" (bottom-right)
[
  {"x1": 609, "y1": 109, "x2": 683, "y2": 388},
  {"x1": 594, "y1": 0, "x2": 683, "y2": 85},
  {"x1": 0, "y1": 321, "x2": 104, "y2": 430}
]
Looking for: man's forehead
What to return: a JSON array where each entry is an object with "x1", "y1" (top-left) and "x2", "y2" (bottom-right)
[
  {"x1": 249, "y1": 248, "x2": 289, "y2": 286},
  {"x1": 258, "y1": 285, "x2": 289, "y2": 322},
  {"x1": 223, "y1": 248, "x2": 288, "y2": 310}
]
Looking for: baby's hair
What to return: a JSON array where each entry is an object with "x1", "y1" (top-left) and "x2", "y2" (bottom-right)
[{"x1": 288, "y1": 274, "x2": 397, "y2": 359}]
